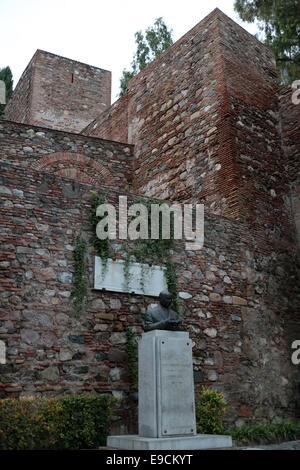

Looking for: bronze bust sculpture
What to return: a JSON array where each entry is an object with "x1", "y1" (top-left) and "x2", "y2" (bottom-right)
[{"x1": 144, "y1": 291, "x2": 184, "y2": 331}]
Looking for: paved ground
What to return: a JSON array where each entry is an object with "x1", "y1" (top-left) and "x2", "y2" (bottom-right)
[
  {"x1": 233, "y1": 440, "x2": 300, "y2": 450},
  {"x1": 101, "y1": 440, "x2": 300, "y2": 451}
]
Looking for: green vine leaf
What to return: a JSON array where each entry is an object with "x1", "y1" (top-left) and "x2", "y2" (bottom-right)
[
  {"x1": 90, "y1": 193, "x2": 115, "y2": 267},
  {"x1": 125, "y1": 327, "x2": 138, "y2": 388}
]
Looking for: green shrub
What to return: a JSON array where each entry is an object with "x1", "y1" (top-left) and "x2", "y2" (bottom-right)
[
  {"x1": 0, "y1": 397, "x2": 40, "y2": 450},
  {"x1": 225, "y1": 420, "x2": 300, "y2": 446},
  {"x1": 196, "y1": 387, "x2": 226, "y2": 435},
  {"x1": 55, "y1": 394, "x2": 117, "y2": 449},
  {"x1": 0, "y1": 394, "x2": 117, "y2": 450}
]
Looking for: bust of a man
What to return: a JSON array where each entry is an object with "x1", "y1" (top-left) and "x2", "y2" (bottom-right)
[{"x1": 144, "y1": 291, "x2": 184, "y2": 332}]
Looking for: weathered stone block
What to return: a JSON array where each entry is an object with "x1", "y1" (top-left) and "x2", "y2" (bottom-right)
[
  {"x1": 40, "y1": 366, "x2": 59, "y2": 381},
  {"x1": 232, "y1": 296, "x2": 247, "y2": 306},
  {"x1": 39, "y1": 268, "x2": 56, "y2": 281}
]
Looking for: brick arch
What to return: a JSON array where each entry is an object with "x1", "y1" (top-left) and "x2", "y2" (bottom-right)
[
  {"x1": 54, "y1": 168, "x2": 96, "y2": 184},
  {"x1": 31, "y1": 152, "x2": 115, "y2": 185}
]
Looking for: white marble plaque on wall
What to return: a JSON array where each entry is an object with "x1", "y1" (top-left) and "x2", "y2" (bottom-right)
[{"x1": 94, "y1": 257, "x2": 167, "y2": 297}]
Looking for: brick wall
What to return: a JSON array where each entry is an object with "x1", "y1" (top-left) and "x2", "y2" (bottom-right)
[
  {"x1": 217, "y1": 13, "x2": 286, "y2": 233},
  {"x1": 0, "y1": 161, "x2": 299, "y2": 431},
  {"x1": 0, "y1": 120, "x2": 133, "y2": 189},
  {"x1": 83, "y1": 93, "x2": 129, "y2": 144},
  {"x1": 3, "y1": 55, "x2": 34, "y2": 124},
  {"x1": 0, "y1": 7, "x2": 299, "y2": 432},
  {"x1": 279, "y1": 86, "x2": 300, "y2": 251},
  {"x1": 87, "y1": 10, "x2": 237, "y2": 215},
  {"x1": 5, "y1": 50, "x2": 111, "y2": 133},
  {"x1": 277, "y1": 87, "x2": 300, "y2": 389},
  {"x1": 85, "y1": 9, "x2": 290, "y2": 230},
  {"x1": 279, "y1": 86, "x2": 300, "y2": 185}
]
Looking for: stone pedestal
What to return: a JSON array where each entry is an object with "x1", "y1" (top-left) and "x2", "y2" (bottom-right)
[
  {"x1": 107, "y1": 434, "x2": 232, "y2": 450},
  {"x1": 107, "y1": 330, "x2": 232, "y2": 450},
  {"x1": 138, "y1": 330, "x2": 196, "y2": 438}
]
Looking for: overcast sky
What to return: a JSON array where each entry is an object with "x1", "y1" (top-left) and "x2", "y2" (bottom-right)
[{"x1": 0, "y1": 0, "x2": 258, "y2": 102}]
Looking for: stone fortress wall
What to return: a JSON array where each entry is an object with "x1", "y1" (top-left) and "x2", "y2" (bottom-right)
[{"x1": 0, "y1": 8, "x2": 299, "y2": 433}]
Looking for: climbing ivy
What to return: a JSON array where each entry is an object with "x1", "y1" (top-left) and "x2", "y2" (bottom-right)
[
  {"x1": 128, "y1": 197, "x2": 180, "y2": 314},
  {"x1": 165, "y1": 256, "x2": 180, "y2": 315},
  {"x1": 90, "y1": 191, "x2": 115, "y2": 277},
  {"x1": 125, "y1": 327, "x2": 138, "y2": 388},
  {"x1": 90, "y1": 192, "x2": 180, "y2": 314},
  {"x1": 71, "y1": 235, "x2": 89, "y2": 318},
  {"x1": 122, "y1": 253, "x2": 134, "y2": 292}
]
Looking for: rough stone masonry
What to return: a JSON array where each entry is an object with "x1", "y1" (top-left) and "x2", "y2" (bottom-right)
[{"x1": 0, "y1": 8, "x2": 299, "y2": 434}]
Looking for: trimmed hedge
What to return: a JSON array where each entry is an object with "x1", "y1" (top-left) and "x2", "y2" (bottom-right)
[{"x1": 0, "y1": 394, "x2": 117, "y2": 450}]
